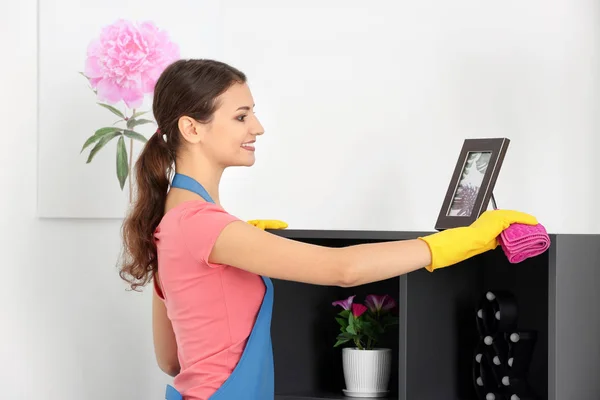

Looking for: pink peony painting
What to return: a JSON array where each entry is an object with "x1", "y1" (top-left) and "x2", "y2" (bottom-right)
[{"x1": 79, "y1": 19, "x2": 180, "y2": 200}]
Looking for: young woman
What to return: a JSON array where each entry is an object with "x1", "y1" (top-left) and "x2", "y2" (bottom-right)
[{"x1": 119, "y1": 59, "x2": 537, "y2": 400}]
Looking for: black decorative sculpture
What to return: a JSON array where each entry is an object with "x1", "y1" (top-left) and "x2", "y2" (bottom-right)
[{"x1": 472, "y1": 290, "x2": 538, "y2": 400}]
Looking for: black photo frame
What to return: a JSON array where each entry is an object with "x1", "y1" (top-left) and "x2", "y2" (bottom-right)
[{"x1": 434, "y1": 138, "x2": 510, "y2": 231}]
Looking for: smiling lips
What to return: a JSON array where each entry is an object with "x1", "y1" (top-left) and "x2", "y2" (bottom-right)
[{"x1": 241, "y1": 141, "x2": 255, "y2": 151}]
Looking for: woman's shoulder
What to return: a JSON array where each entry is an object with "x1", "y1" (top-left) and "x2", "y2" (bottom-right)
[
  {"x1": 158, "y1": 200, "x2": 238, "y2": 229},
  {"x1": 156, "y1": 199, "x2": 242, "y2": 264}
]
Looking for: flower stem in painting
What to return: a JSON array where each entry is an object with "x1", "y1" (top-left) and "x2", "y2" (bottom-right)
[
  {"x1": 129, "y1": 136, "x2": 133, "y2": 203},
  {"x1": 81, "y1": 102, "x2": 152, "y2": 202}
]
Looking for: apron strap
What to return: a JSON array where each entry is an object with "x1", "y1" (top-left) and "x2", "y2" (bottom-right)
[{"x1": 171, "y1": 173, "x2": 215, "y2": 204}]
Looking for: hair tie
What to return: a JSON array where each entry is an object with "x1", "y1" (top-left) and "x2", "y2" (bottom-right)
[{"x1": 155, "y1": 128, "x2": 167, "y2": 143}]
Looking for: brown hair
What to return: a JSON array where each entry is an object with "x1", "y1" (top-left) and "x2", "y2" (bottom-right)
[{"x1": 119, "y1": 59, "x2": 246, "y2": 291}]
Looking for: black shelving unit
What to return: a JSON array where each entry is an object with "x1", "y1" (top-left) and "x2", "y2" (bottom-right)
[{"x1": 267, "y1": 229, "x2": 600, "y2": 400}]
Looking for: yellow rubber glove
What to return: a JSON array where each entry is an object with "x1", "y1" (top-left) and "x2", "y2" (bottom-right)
[
  {"x1": 247, "y1": 219, "x2": 288, "y2": 230},
  {"x1": 418, "y1": 209, "x2": 538, "y2": 272}
]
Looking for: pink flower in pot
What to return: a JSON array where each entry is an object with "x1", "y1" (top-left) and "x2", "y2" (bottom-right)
[
  {"x1": 352, "y1": 303, "x2": 368, "y2": 318},
  {"x1": 365, "y1": 294, "x2": 396, "y2": 315},
  {"x1": 332, "y1": 295, "x2": 355, "y2": 310},
  {"x1": 332, "y1": 295, "x2": 396, "y2": 395}
]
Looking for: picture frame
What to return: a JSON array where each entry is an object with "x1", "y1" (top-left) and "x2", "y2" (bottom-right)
[{"x1": 434, "y1": 138, "x2": 510, "y2": 230}]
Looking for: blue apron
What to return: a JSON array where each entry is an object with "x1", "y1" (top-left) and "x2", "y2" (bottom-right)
[{"x1": 164, "y1": 173, "x2": 275, "y2": 400}]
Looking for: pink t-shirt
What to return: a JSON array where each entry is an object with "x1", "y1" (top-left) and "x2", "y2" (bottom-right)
[{"x1": 153, "y1": 200, "x2": 266, "y2": 400}]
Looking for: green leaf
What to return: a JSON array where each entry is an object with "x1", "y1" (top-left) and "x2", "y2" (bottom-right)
[
  {"x1": 86, "y1": 131, "x2": 121, "y2": 163},
  {"x1": 347, "y1": 316, "x2": 356, "y2": 335},
  {"x1": 116, "y1": 136, "x2": 129, "y2": 190},
  {"x1": 131, "y1": 110, "x2": 149, "y2": 119},
  {"x1": 334, "y1": 332, "x2": 355, "y2": 347},
  {"x1": 353, "y1": 319, "x2": 363, "y2": 334},
  {"x1": 81, "y1": 127, "x2": 122, "y2": 153},
  {"x1": 364, "y1": 313, "x2": 378, "y2": 324},
  {"x1": 335, "y1": 317, "x2": 347, "y2": 328},
  {"x1": 382, "y1": 315, "x2": 399, "y2": 327},
  {"x1": 340, "y1": 331, "x2": 355, "y2": 339},
  {"x1": 334, "y1": 338, "x2": 351, "y2": 347},
  {"x1": 97, "y1": 103, "x2": 125, "y2": 119},
  {"x1": 362, "y1": 322, "x2": 379, "y2": 340},
  {"x1": 123, "y1": 130, "x2": 148, "y2": 144},
  {"x1": 127, "y1": 118, "x2": 154, "y2": 129}
]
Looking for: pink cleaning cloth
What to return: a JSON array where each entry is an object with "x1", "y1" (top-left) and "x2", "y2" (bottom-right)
[{"x1": 497, "y1": 223, "x2": 551, "y2": 264}]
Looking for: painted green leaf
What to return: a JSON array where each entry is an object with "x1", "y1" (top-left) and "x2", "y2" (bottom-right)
[
  {"x1": 86, "y1": 131, "x2": 121, "y2": 163},
  {"x1": 81, "y1": 127, "x2": 122, "y2": 153},
  {"x1": 97, "y1": 103, "x2": 125, "y2": 119},
  {"x1": 116, "y1": 136, "x2": 129, "y2": 190},
  {"x1": 127, "y1": 118, "x2": 154, "y2": 129},
  {"x1": 79, "y1": 72, "x2": 97, "y2": 94},
  {"x1": 123, "y1": 130, "x2": 148, "y2": 143},
  {"x1": 131, "y1": 110, "x2": 149, "y2": 119}
]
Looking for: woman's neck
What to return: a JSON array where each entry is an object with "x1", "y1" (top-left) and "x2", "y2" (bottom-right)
[{"x1": 175, "y1": 158, "x2": 224, "y2": 206}]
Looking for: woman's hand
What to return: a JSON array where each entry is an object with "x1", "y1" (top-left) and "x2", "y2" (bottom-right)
[{"x1": 418, "y1": 209, "x2": 538, "y2": 272}]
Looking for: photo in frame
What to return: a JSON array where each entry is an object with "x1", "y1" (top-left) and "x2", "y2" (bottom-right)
[{"x1": 434, "y1": 138, "x2": 510, "y2": 230}]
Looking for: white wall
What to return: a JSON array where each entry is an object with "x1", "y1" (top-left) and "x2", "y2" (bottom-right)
[
  {"x1": 1, "y1": 0, "x2": 598, "y2": 399},
  {"x1": 215, "y1": 0, "x2": 600, "y2": 234},
  {"x1": 1, "y1": 1, "x2": 169, "y2": 399}
]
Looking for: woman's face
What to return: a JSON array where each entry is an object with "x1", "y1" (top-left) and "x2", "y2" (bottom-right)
[{"x1": 199, "y1": 82, "x2": 264, "y2": 168}]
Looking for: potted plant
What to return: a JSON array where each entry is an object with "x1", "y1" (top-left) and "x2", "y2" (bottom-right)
[{"x1": 332, "y1": 294, "x2": 399, "y2": 397}]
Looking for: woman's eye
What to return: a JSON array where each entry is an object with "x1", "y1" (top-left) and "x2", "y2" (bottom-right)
[{"x1": 236, "y1": 115, "x2": 247, "y2": 122}]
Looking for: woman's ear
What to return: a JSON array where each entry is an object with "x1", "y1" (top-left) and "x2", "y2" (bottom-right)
[{"x1": 178, "y1": 116, "x2": 207, "y2": 145}]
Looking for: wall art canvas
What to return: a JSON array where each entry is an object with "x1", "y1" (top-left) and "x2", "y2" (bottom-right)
[{"x1": 37, "y1": 0, "x2": 223, "y2": 218}]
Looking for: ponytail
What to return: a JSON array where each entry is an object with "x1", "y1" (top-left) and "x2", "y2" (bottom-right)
[{"x1": 120, "y1": 130, "x2": 174, "y2": 291}]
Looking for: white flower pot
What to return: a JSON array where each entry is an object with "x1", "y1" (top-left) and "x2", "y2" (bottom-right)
[{"x1": 342, "y1": 347, "x2": 392, "y2": 398}]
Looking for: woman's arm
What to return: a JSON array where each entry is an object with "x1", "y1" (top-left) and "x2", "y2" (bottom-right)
[
  {"x1": 209, "y1": 221, "x2": 432, "y2": 287},
  {"x1": 209, "y1": 209, "x2": 538, "y2": 285},
  {"x1": 152, "y1": 286, "x2": 180, "y2": 377}
]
